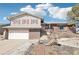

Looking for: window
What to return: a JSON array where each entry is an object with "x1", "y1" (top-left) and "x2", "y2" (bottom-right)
[
  {"x1": 60, "y1": 26, "x2": 64, "y2": 30},
  {"x1": 27, "y1": 19, "x2": 29, "y2": 24},
  {"x1": 22, "y1": 19, "x2": 27, "y2": 24},
  {"x1": 21, "y1": 19, "x2": 30, "y2": 24},
  {"x1": 31, "y1": 19, "x2": 38, "y2": 24},
  {"x1": 18, "y1": 20, "x2": 20, "y2": 24},
  {"x1": 12, "y1": 20, "x2": 20, "y2": 24}
]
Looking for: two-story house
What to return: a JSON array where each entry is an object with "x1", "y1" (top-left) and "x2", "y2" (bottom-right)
[
  {"x1": 3, "y1": 13, "x2": 43, "y2": 40},
  {"x1": 3, "y1": 12, "x2": 77, "y2": 40}
]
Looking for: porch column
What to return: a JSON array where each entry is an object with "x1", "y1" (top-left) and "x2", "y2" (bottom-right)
[
  {"x1": 3, "y1": 29, "x2": 6, "y2": 39},
  {"x1": 3, "y1": 29, "x2": 8, "y2": 39},
  {"x1": 49, "y1": 24, "x2": 51, "y2": 29}
]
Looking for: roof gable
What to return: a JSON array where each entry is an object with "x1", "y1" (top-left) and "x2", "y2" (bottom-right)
[{"x1": 7, "y1": 12, "x2": 43, "y2": 20}]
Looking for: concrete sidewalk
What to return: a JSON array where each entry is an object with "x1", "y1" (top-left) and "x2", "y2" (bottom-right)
[{"x1": 0, "y1": 39, "x2": 32, "y2": 55}]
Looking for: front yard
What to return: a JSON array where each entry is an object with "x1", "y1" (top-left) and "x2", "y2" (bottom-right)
[
  {"x1": 0, "y1": 30, "x2": 79, "y2": 55},
  {"x1": 28, "y1": 42, "x2": 79, "y2": 55},
  {"x1": 28, "y1": 31, "x2": 79, "y2": 55}
]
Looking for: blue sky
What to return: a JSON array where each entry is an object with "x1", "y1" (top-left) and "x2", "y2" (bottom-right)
[{"x1": 0, "y1": 3, "x2": 76, "y2": 24}]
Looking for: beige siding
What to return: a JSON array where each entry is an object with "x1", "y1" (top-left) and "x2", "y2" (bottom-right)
[
  {"x1": 11, "y1": 16, "x2": 41, "y2": 27},
  {"x1": 8, "y1": 29, "x2": 29, "y2": 33},
  {"x1": 4, "y1": 29, "x2": 8, "y2": 39},
  {"x1": 29, "y1": 29, "x2": 40, "y2": 39}
]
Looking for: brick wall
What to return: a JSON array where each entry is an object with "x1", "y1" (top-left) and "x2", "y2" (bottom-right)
[{"x1": 29, "y1": 29, "x2": 40, "y2": 39}]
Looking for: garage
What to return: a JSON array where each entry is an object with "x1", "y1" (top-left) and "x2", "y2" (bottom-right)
[{"x1": 8, "y1": 29, "x2": 29, "y2": 39}]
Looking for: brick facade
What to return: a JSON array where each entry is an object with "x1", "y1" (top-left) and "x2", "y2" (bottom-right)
[{"x1": 29, "y1": 29, "x2": 40, "y2": 39}]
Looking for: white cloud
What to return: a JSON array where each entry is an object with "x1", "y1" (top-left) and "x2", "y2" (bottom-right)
[
  {"x1": 20, "y1": 4, "x2": 51, "y2": 17},
  {"x1": 48, "y1": 7, "x2": 72, "y2": 20},
  {"x1": 36, "y1": 3, "x2": 52, "y2": 9},
  {"x1": 3, "y1": 17, "x2": 7, "y2": 20},
  {"x1": 11, "y1": 12, "x2": 18, "y2": 15},
  {"x1": 20, "y1": 5, "x2": 34, "y2": 12},
  {"x1": 20, "y1": 3, "x2": 72, "y2": 20},
  {"x1": 4, "y1": 3, "x2": 71, "y2": 21},
  {"x1": 34, "y1": 8, "x2": 47, "y2": 16}
]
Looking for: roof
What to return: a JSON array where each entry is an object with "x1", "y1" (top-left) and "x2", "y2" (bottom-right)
[
  {"x1": 3, "y1": 26, "x2": 41, "y2": 29},
  {"x1": 44, "y1": 21, "x2": 68, "y2": 24},
  {"x1": 7, "y1": 12, "x2": 43, "y2": 21}
]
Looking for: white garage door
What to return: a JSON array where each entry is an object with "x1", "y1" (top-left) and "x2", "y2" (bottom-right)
[{"x1": 8, "y1": 30, "x2": 29, "y2": 39}]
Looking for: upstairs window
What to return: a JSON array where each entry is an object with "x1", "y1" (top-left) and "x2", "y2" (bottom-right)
[
  {"x1": 12, "y1": 20, "x2": 20, "y2": 24},
  {"x1": 22, "y1": 19, "x2": 29, "y2": 24},
  {"x1": 31, "y1": 19, "x2": 38, "y2": 24}
]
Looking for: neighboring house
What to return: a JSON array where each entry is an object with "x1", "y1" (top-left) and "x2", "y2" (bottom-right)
[
  {"x1": 0, "y1": 24, "x2": 10, "y2": 35},
  {"x1": 42, "y1": 22, "x2": 75, "y2": 33},
  {"x1": 3, "y1": 13, "x2": 43, "y2": 40}
]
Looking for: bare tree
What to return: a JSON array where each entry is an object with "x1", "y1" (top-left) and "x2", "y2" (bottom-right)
[{"x1": 67, "y1": 4, "x2": 79, "y2": 25}]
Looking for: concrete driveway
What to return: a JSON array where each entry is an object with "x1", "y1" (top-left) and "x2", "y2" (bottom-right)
[{"x1": 0, "y1": 39, "x2": 32, "y2": 55}]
